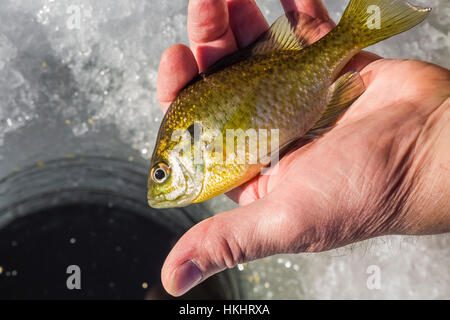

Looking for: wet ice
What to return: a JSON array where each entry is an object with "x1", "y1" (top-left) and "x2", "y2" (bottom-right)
[{"x1": 0, "y1": 0, "x2": 448, "y2": 299}]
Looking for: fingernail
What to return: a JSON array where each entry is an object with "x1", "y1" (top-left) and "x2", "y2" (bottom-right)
[{"x1": 171, "y1": 260, "x2": 203, "y2": 296}]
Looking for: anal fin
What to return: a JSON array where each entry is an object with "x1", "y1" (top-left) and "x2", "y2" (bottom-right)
[{"x1": 305, "y1": 71, "x2": 365, "y2": 139}]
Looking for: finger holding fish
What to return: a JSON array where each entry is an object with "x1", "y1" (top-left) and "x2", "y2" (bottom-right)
[
  {"x1": 157, "y1": 44, "x2": 198, "y2": 112},
  {"x1": 158, "y1": 0, "x2": 238, "y2": 110}
]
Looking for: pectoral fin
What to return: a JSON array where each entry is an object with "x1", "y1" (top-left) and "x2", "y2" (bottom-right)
[{"x1": 306, "y1": 71, "x2": 365, "y2": 138}]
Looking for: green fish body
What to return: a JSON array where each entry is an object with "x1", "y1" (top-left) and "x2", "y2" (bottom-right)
[{"x1": 148, "y1": 0, "x2": 430, "y2": 208}]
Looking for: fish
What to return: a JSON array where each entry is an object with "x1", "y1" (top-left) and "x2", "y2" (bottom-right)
[{"x1": 148, "y1": 0, "x2": 430, "y2": 208}]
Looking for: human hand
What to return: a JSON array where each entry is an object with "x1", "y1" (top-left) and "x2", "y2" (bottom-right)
[{"x1": 156, "y1": 0, "x2": 450, "y2": 296}]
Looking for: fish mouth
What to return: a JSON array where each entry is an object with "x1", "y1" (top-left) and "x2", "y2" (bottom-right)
[
  {"x1": 148, "y1": 197, "x2": 189, "y2": 209},
  {"x1": 148, "y1": 186, "x2": 199, "y2": 208},
  {"x1": 147, "y1": 179, "x2": 194, "y2": 208},
  {"x1": 147, "y1": 191, "x2": 194, "y2": 209}
]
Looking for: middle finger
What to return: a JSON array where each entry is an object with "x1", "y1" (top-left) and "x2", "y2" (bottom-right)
[
  {"x1": 227, "y1": 0, "x2": 269, "y2": 48},
  {"x1": 188, "y1": 0, "x2": 238, "y2": 72}
]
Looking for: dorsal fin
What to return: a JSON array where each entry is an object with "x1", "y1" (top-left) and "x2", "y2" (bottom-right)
[
  {"x1": 251, "y1": 11, "x2": 323, "y2": 55},
  {"x1": 201, "y1": 12, "x2": 324, "y2": 77}
]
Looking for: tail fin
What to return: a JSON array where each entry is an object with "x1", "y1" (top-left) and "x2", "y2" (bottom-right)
[{"x1": 339, "y1": 0, "x2": 431, "y2": 48}]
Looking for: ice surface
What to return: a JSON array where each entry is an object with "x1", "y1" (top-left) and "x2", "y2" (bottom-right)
[{"x1": 0, "y1": 0, "x2": 448, "y2": 299}]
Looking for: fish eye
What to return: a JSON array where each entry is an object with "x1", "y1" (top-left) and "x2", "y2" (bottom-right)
[{"x1": 151, "y1": 163, "x2": 170, "y2": 183}]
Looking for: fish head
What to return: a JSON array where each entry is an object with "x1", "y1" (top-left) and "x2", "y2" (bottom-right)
[{"x1": 147, "y1": 142, "x2": 204, "y2": 209}]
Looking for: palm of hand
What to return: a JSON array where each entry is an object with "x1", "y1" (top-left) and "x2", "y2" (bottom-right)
[
  {"x1": 228, "y1": 59, "x2": 448, "y2": 251},
  {"x1": 156, "y1": 0, "x2": 450, "y2": 297}
]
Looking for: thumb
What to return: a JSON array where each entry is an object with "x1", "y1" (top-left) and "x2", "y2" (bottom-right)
[{"x1": 161, "y1": 196, "x2": 311, "y2": 296}]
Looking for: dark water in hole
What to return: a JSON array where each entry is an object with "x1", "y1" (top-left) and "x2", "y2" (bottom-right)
[{"x1": 0, "y1": 203, "x2": 223, "y2": 299}]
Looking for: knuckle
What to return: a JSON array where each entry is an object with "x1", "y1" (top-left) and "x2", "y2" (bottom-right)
[
  {"x1": 188, "y1": 0, "x2": 228, "y2": 42},
  {"x1": 189, "y1": 22, "x2": 228, "y2": 43},
  {"x1": 200, "y1": 216, "x2": 245, "y2": 269}
]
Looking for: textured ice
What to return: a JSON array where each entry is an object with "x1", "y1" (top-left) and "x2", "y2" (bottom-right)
[{"x1": 0, "y1": 0, "x2": 448, "y2": 299}]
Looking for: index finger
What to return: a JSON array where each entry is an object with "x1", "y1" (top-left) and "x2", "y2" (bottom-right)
[
  {"x1": 227, "y1": 0, "x2": 269, "y2": 48},
  {"x1": 157, "y1": 44, "x2": 199, "y2": 113}
]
